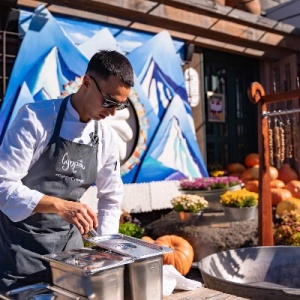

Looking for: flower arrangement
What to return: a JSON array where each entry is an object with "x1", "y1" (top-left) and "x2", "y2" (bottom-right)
[
  {"x1": 220, "y1": 188, "x2": 258, "y2": 208},
  {"x1": 179, "y1": 176, "x2": 242, "y2": 191},
  {"x1": 207, "y1": 162, "x2": 226, "y2": 177},
  {"x1": 171, "y1": 194, "x2": 209, "y2": 213},
  {"x1": 274, "y1": 210, "x2": 300, "y2": 246}
]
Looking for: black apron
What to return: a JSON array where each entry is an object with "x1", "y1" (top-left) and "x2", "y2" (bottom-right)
[{"x1": 0, "y1": 96, "x2": 98, "y2": 291}]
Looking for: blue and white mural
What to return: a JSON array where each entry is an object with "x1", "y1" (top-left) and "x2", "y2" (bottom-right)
[{"x1": 0, "y1": 5, "x2": 208, "y2": 183}]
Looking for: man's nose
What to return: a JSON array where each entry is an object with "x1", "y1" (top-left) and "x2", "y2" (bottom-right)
[{"x1": 109, "y1": 107, "x2": 117, "y2": 116}]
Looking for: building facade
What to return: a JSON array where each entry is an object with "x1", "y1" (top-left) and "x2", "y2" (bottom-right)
[{"x1": 1, "y1": 0, "x2": 300, "y2": 174}]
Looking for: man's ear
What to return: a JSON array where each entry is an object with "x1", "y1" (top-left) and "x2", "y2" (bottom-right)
[{"x1": 82, "y1": 74, "x2": 90, "y2": 88}]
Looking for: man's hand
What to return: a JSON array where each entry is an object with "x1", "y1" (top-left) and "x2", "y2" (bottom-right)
[{"x1": 34, "y1": 195, "x2": 98, "y2": 235}]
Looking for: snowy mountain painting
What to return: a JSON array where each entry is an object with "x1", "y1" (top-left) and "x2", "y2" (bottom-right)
[
  {"x1": 0, "y1": 5, "x2": 88, "y2": 141},
  {"x1": 0, "y1": 5, "x2": 208, "y2": 183}
]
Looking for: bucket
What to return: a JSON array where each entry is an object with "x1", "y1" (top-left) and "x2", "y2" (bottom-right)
[{"x1": 223, "y1": 205, "x2": 257, "y2": 221}]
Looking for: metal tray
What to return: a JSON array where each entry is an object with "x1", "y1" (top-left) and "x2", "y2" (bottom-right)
[
  {"x1": 42, "y1": 247, "x2": 133, "y2": 275},
  {"x1": 0, "y1": 283, "x2": 82, "y2": 300},
  {"x1": 84, "y1": 234, "x2": 172, "y2": 259},
  {"x1": 198, "y1": 246, "x2": 300, "y2": 300}
]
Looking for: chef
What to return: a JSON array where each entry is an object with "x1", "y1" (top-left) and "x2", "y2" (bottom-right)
[{"x1": 0, "y1": 50, "x2": 134, "y2": 291}]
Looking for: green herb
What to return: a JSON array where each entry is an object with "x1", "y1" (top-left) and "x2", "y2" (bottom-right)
[{"x1": 119, "y1": 222, "x2": 144, "y2": 238}]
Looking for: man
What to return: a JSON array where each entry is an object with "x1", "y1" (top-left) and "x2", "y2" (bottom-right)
[{"x1": 0, "y1": 50, "x2": 134, "y2": 291}]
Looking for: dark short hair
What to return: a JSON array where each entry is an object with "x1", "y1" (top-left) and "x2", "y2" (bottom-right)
[{"x1": 87, "y1": 50, "x2": 134, "y2": 87}]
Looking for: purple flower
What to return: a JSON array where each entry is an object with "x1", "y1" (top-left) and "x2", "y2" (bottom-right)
[{"x1": 179, "y1": 176, "x2": 242, "y2": 191}]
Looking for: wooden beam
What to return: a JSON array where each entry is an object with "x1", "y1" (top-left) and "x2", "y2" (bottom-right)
[
  {"x1": 17, "y1": 0, "x2": 298, "y2": 60},
  {"x1": 147, "y1": 0, "x2": 300, "y2": 36},
  {"x1": 18, "y1": 0, "x2": 133, "y2": 28}
]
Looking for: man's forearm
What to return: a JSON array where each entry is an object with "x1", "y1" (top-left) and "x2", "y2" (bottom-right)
[{"x1": 33, "y1": 195, "x2": 63, "y2": 214}]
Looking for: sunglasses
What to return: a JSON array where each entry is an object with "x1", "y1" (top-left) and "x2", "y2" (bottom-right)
[{"x1": 89, "y1": 75, "x2": 130, "y2": 110}]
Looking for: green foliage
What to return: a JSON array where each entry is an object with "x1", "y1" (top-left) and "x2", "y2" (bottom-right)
[{"x1": 119, "y1": 222, "x2": 144, "y2": 238}]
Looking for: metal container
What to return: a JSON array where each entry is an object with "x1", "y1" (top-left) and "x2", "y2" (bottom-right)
[
  {"x1": 85, "y1": 234, "x2": 173, "y2": 300},
  {"x1": 198, "y1": 246, "x2": 300, "y2": 300},
  {"x1": 0, "y1": 283, "x2": 83, "y2": 300},
  {"x1": 124, "y1": 256, "x2": 163, "y2": 300},
  {"x1": 42, "y1": 247, "x2": 133, "y2": 300}
]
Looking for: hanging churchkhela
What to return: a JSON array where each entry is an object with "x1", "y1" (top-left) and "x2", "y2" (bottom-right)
[
  {"x1": 292, "y1": 114, "x2": 299, "y2": 161},
  {"x1": 267, "y1": 110, "x2": 300, "y2": 167},
  {"x1": 285, "y1": 116, "x2": 292, "y2": 159},
  {"x1": 273, "y1": 116, "x2": 285, "y2": 165},
  {"x1": 268, "y1": 118, "x2": 274, "y2": 166}
]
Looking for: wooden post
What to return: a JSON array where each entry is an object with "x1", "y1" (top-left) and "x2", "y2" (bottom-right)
[
  {"x1": 248, "y1": 82, "x2": 300, "y2": 246},
  {"x1": 248, "y1": 82, "x2": 273, "y2": 245},
  {"x1": 258, "y1": 100, "x2": 273, "y2": 245}
]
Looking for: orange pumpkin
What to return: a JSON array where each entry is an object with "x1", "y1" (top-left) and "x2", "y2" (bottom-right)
[
  {"x1": 245, "y1": 153, "x2": 259, "y2": 168},
  {"x1": 250, "y1": 165, "x2": 278, "y2": 180},
  {"x1": 240, "y1": 168, "x2": 254, "y2": 183},
  {"x1": 244, "y1": 180, "x2": 259, "y2": 193},
  {"x1": 227, "y1": 163, "x2": 246, "y2": 174},
  {"x1": 155, "y1": 235, "x2": 194, "y2": 276},
  {"x1": 285, "y1": 180, "x2": 300, "y2": 198},
  {"x1": 278, "y1": 164, "x2": 298, "y2": 184},
  {"x1": 141, "y1": 236, "x2": 155, "y2": 243},
  {"x1": 225, "y1": 0, "x2": 261, "y2": 15},
  {"x1": 270, "y1": 179, "x2": 285, "y2": 189},
  {"x1": 276, "y1": 197, "x2": 300, "y2": 216},
  {"x1": 271, "y1": 188, "x2": 292, "y2": 206},
  {"x1": 270, "y1": 167, "x2": 279, "y2": 180},
  {"x1": 228, "y1": 172, "x2": 243, "y2": 179},
  {"x1": 249, "y1": 165, "x2": 259, "y2": 179}
]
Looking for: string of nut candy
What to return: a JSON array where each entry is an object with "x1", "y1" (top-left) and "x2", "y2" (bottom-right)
[
  {"x1": 292, "y1": 114, "x2": 299, "y2": 161},
  {"x1": 284, "y1": 116, "x2": 292, "y2": 159},
  {"x1": 268, "y1": 118, "x2": 274, "y2": 166},
  {"x1": 273, "y1": 116, "x2": 285, "y2": 165},
  {"x1": 265, "y1": 109, "x2": 300, "y2": 167}
]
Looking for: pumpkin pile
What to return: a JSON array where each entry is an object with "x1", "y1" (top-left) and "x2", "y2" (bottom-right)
[
  {"x1": 227, "y1": 153, "x2": 300, "y2": 212},
  {"x1": 141, "y1": 235, "x2": 194, "y2": 276}
]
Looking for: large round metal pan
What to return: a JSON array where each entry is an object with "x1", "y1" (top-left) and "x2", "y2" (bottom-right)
[{"x1": 198, "y1": 246, "x2": 300, "y2": 300}]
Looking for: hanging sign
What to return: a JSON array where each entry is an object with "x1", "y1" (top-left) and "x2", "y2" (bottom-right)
[{"x1": 184, "y1": 67, "x2": 199, "y2": 107}]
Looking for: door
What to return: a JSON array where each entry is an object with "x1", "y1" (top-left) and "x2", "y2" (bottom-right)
[{"x1": 203, "y1": 49, "x2": 260, "y2": 171}]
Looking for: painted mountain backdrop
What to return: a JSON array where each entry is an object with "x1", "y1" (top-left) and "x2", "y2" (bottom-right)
[{"x1": 0, "y1": 5, "x2": 208, "y2": 183}]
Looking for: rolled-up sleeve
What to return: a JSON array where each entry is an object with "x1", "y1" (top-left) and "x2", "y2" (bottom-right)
[
  {"x1": 0, "y1": 105, "x2": 44, "y2": 221},
  {"x1": 96, "y1": 125, "x2": 123, "y2": 235}
]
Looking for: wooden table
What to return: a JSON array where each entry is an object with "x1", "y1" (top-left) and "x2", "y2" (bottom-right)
[
  {"x1": 163, "y1": 267, "x2": 249, "y2": 300},
  {"x1": 164, "y1": 287, "x2": 249, "y2": 299}
]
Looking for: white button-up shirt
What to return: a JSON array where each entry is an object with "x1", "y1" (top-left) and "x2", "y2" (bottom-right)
[{"x1": 0, "y1": 98, "x2": 123, "y2": 235}]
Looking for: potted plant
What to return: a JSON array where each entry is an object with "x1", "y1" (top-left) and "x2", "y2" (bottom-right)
[
  {"x1": 274, "y1": 210, "x2": 300, "y2": 246},
  {"x1": 171, "y1": 194, "x2": 209, "y2": 222},
  {"x1": 118, "y1": 210, "x2": 144, "y2": 238},
  {"x1": 179, "y1": 176, "x2": 242, "y2": 211},
  {"x1": 179, "y1": 176, "x2": 242, "y2": 190},
  {"x1": 220, "y1": 188, "x2": 258, "y2": 221}
]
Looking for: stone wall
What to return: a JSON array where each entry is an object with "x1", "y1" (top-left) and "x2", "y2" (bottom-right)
[{"x1": 145, "y1": 210, "x2": 258, "y2": 262}]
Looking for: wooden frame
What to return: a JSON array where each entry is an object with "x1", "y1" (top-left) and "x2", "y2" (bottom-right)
[{"x1": 248, "y1": 82, "x2": 300, "y2": 246}]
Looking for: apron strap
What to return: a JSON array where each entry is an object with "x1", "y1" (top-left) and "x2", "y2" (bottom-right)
[
  {"x1": 90, "y1": 121, "x2": 99, "y2": 146},
  {"x1": 53, "y1": 95, "x2": 70, "y2": 137},
  {"x1": 53, "y1": 95, "x2": 99, "y2": 146}
]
